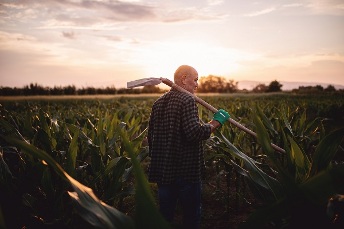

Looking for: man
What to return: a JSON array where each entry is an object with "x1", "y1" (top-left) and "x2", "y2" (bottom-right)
[{"x1": 147, "y1": 65, "x2": 230, "y2": 229}]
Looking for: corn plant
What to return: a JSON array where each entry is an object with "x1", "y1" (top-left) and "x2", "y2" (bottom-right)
[
  {"x1": 1, "y1": 94, "x2": 343, "y2": 228},
  {"x1": 240, "y1": 110, "x2": 344, "y2": 228},
  {"x1": 2, "y1": 127, "x2": 169, "y2": 229},
  {"x1": 0, "y1": 99, "x2": 166, "y2": 228},
  {"x1": 210, "y1": 94, "x2": 343, "y2": 228},
  {"x1": 203, "y1": 102, "x2": 344, "y2": 228}
]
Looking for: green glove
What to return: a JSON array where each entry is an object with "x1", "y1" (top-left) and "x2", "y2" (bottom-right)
[{"x1": 213, "y1": 109, "x2": 230, "y2": 126}]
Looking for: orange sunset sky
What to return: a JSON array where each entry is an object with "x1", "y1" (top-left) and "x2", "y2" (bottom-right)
[{"x1": 0, "y1": 0, "x2": 343, "y2": 90}]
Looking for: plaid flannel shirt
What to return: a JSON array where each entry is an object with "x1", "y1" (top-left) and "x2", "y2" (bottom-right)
[{"x1": 147, "y1": 88, "x2": 212, "y2": 184}]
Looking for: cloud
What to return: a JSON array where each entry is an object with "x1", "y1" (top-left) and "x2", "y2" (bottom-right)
[
  {"x1": 76, "y1": 0, "x2": 156, "y2": 20},
  {"x1": 207, "y1": 0, "x2": 224, "y2": 6},
  {"x1": 160, "y1": 7, "x2": 201, "y2": 22},
  {"x1": 0, "y1": 0, "x2": 228, "y2": 30},
  {"x1": 103, "y1": 35, "x2": 122, "y2": 42},
  {"x1": 62, "y1": 31, "x2": 76, "y2": 39},
  {"x1": 305, "y1": 0, "x2": 344, "y2": 15},
  {"x1": 244, "y1": 7, "x2": 276, "y2": 17},
  {"x1": 282, "y1": 3, "x2": 303, "y2": 8},
  {"x1": 0, "y1": 31, "x2": 37, "y2": 49},
  {"x1": 1, "y1": 0, "x2": 157, "y2": 26},
  {"x1": 159, "y1": 5, "x2": 227, "y2": 23}
]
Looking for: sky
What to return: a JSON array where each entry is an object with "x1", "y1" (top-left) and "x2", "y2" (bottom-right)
[{"x1": 0, "y1": 0, "x2": 343, "y2": 90}]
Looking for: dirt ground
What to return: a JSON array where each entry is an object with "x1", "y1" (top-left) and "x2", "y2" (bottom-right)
[
  {"x1": 156, "y1": 167, "x2": 259, "y2": 229},
  {"x1": 200, "y1": 182, "x2": 255, "y2": 229},
  {"x1": 135, "y1": 159, "x2": 259, "y2": 229},
  {"x1": 145, "y1": 181, "x2": 255, "y2": 229}
]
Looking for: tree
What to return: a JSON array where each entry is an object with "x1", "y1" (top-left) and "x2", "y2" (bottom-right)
[
  {"x1": 252, "y1": 83, "x2": 268, "y2": 93},
  {"x1": 315, "y1": 85, "x2": 324, "y2": 91},
  {"x1": 64, "y1": 85, "x2": 76, "y2": 95},
  {"x1": 266, "y1": 80, "x2": 283, "y2": 92},
  {"x1": 197, "y1": 75, "x2": 237, "y2": 93},
  {"x1": 141, "y1": 85, "x2": 161, "y2": 93},
  {"x1": 325, "y1": 85, "x2": 336, "y2": 92}
]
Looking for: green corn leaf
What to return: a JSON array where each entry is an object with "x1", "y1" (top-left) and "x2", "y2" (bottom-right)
[
  {"x1": 0, "y1": 150, "x2": 14, "y2": 186},
  {"x1": 304, "y1": 117, "x2": 321, "y2": 136},
  {"x1": 41, "y1": 167, "x2": 55, "y2": 198},
  {"x1": 298, "y1": 109, "x2": 307, "y2": 135},
  {"x1": 3, "y1": 135, "x2": 136, "y2": 229},
  {"x1": 67, "y1": 123, "x2": 98, "y2": 147},
  {"x1": 0, "y1": 118, "x2": 27, "y2": 141},
  {"x1": 107, "y1": 113, "x2": 119, "y2": 140},
  {"x1": 39, "y1": 109, "x2": 51, "y2": 138},
  {"x1": 120, "y1": 129, "x2": 171, "y2": 229},
  {"x1": 301, "y1": 164, "x2": 344, "y2": 205},
  {"x1": 103, "y1": 157, "x2": 130, "y2": 200},
  {"x1": 216, "y1": 133, "x2": 282, "y2": 200},
  {"x1": 253, "y1": 114, "x2": 276, "y2": 161},
  {"x1": 256, "y1": 105, "x2": 277, "y2": 135},
  {"x1": 96, "y1": 115, "x2": 106, "y2": 156},
  {"x1": 130, "y1": 127, "x2": 148, "y2": 150},
  {"x1": 3, "y1": 136, "x2": 66, "y2": 179},
  {"x1": 311, "y1": 127, "x2": 344, "y2": 175},
  {"x1": 242, "y1": 164, "x2": 344, "y2": 228},
  {"x1": 280, "y1": 108, "x2": 293, "y2": 136},
  {"x1": 90, "y1": 146, "x2": 103, "y2": 174},
  {"x1": 92, "y1": 156, "x2": 129, "y2": 185},
  {"x1": 123, "y1": 109, "x2": 133, "y2": 124},
  {"x1": 122, "y1": 148, "x2": 149, "y2": 182},
  {"x1": 34, "y1": 128, "x2": 52, "y2": 152},
  {"x1": 23, "y1": 111, "x2": 35, "y2": 137},
  {"x1": 288, "y1": 136, "x2": 311, "y2": 182},
  {"x1": 67, "y1": 170, "x2": 135, "y2": 229},
  {"x1": 87, "y1": 118, "x2": 95, "y2": 130},
  {"x1": 66, "y1": 129, "x2": 79, "y2": 177},
  {"x1": 253, "y1": 114, "x2": 295, "y2": 190}
]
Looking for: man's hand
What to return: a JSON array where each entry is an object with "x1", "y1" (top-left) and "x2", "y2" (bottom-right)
[{"x1": 213, "y1": 109, "x2": 230, "y2": 126}]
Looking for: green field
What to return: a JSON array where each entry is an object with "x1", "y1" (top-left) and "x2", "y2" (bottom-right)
[{"x1": 1, "y1": 93, "x2": 343, "y2": 229}]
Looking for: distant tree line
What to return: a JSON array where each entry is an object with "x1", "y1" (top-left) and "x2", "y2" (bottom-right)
[
  {"x1": 292, "y1": 84, "x2": 337, "y2": 93},
  {"x1": 252, "y1": 80, "x2": 283, "y2": 93},
  {"x1": 197, "y1": 75, "x2": 238, "y2": 93},
  {"x1": 252, "y1": 81, "x2": 339, "y2": 93},
  {"x1": 0, "y1": 77, "x2": 340, "y2": 96},
  {"x1": 0, "y1": 83, "x2": 162, "y2": 96}
]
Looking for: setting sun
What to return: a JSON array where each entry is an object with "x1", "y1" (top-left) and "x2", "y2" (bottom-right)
[{"x1": 133, "y1": 40, "x2": 258, "y2": 80}]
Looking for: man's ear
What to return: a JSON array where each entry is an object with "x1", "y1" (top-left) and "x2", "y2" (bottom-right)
[{"x1": 181, "y1": 75, "x2": 187, "y2": 85}]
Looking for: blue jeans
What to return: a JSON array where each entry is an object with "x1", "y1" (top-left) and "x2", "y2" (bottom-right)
[{"x1": 158, "y1": 178, "x2": 202, "y2": 229}]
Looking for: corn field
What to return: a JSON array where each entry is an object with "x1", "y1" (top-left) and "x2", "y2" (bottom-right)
[{"x1": 1, "y1": 93, "x2": 343, "y2": 229}]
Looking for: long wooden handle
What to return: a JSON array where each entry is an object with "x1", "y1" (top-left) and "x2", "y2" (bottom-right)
[{"x1": 161, "y1": 78, "x2": 286, "y2": 154}]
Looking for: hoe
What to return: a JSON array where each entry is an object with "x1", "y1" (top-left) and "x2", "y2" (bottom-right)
[{"x1": 127, "y1": 77, "x2": 286, "y2": 154}]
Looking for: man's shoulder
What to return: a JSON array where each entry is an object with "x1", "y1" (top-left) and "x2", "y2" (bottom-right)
[
  {"x1": 153, "y1": 90, "x2": 195, "y2": 108},
  {"x1": 167, "y1": 90, "x2": 195, "y2": 101}
]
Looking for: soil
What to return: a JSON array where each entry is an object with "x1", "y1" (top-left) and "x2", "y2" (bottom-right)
[
  {"x1": 148, "y1": 165, "x2": 260, "y2": 229},
  {"x1": 143, "y1": 180, "x2": 256, "y2": 229},
  {"x1": 129, "y1": 158, "x2": 261, "y2": 229},
  {"x1": 200, "y1": 181, "x2": 256, "y2": 229}
]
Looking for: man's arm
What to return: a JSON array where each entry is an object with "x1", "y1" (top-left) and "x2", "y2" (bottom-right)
[
  {"x1": 209, "y1": 109, "x2": 231, "y2": 132},
  {"x1": 208, "y1": 119, "x2": 222, "y2": 133}
]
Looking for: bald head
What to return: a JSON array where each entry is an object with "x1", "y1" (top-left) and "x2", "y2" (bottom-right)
[
  {"x1": 174, "y1": 65, "x2": 197, "y2": 85},
  {"x1": 174, "y1": 65, "x2": 199, "y2": 94}
]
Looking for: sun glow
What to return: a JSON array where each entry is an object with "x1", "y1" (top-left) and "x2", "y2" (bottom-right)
[{"x1": 133, "y1": 41, "x2": 256, "y2": 81}]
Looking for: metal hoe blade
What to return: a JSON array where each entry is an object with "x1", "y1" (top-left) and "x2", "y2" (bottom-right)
[{"x1": 127, "y1": 77, "x2": 162, "y2": 88}]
